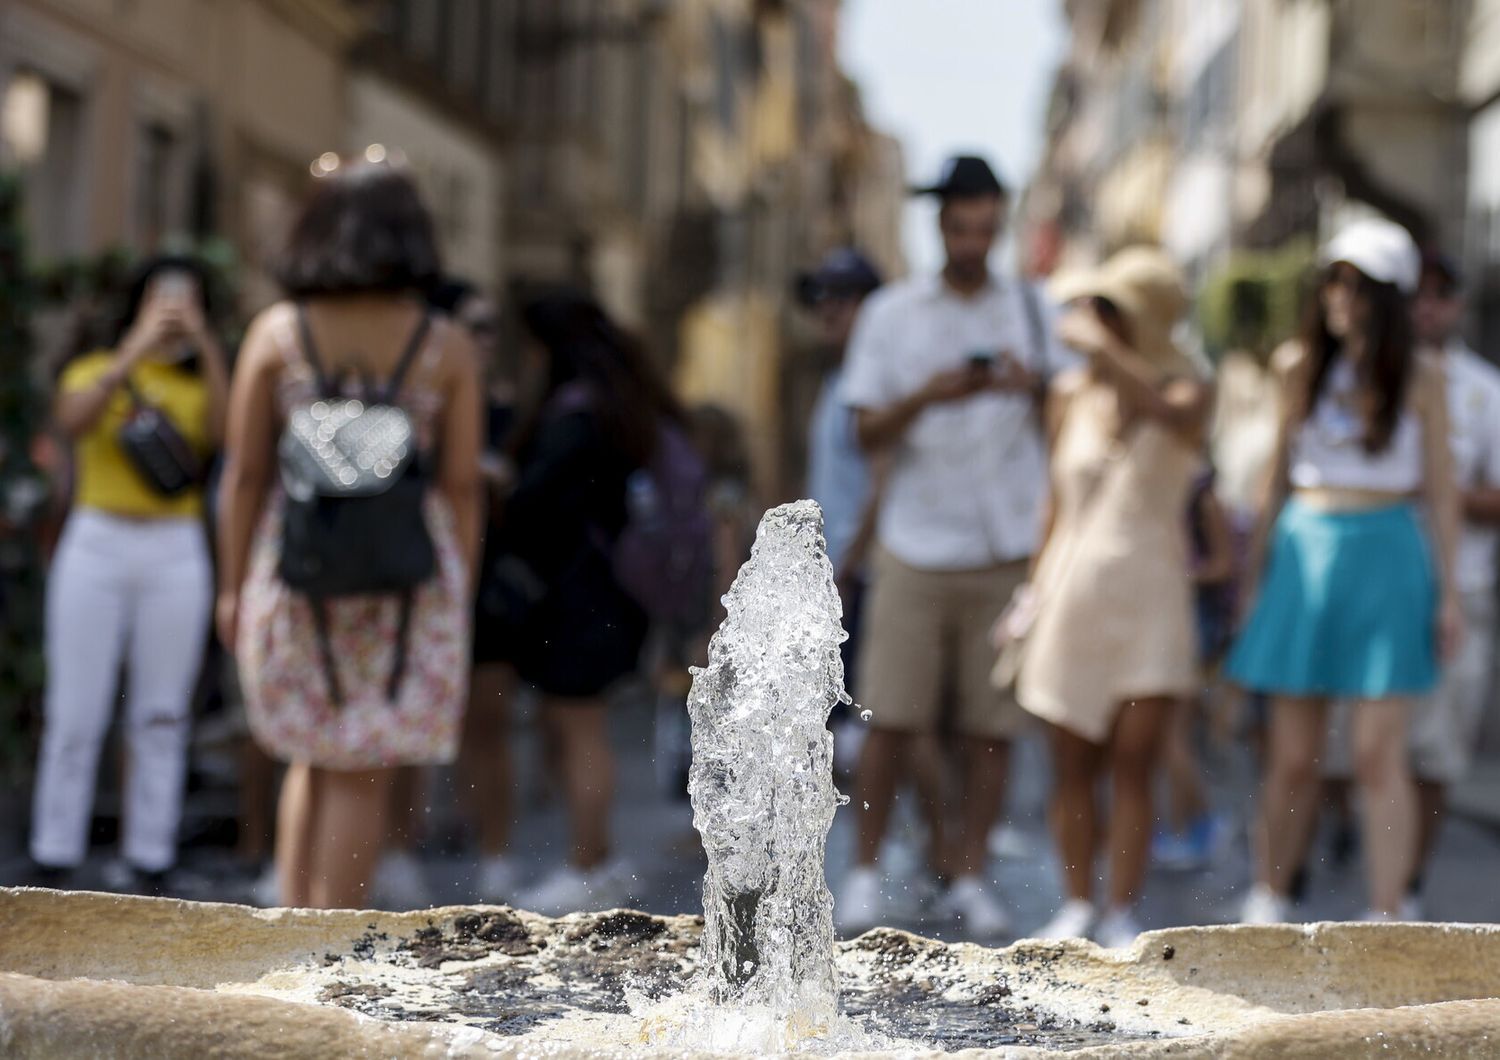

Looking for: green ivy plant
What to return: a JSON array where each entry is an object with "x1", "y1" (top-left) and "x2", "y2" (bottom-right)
[{"x1": 1197, "y1": 239, "x2": 1317, "y2": 362}]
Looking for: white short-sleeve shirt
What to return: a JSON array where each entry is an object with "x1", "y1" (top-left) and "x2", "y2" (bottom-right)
[
  {"x1": 1445, "y1": 342, "x2": 1500, "y2": 595},
  {"x1": 841, "y1": 271, "x2": 1065, "y2": 570}
]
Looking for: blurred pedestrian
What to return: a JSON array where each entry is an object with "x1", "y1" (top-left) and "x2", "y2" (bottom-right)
[
  {"x1": 217, "y1": 159, "x2": 482, "y2": 909},
  {"x1": 1011, "y1": 247, "x2": 1209, "y2": 946},
  {"x1": 837, "y1": 155, "x2": 1067, "y2": 937},
  {"x1": 1315, "y1": 250, "x2": 1500, "y2": 918},
  {"x1": 492, "y1": 290, "x2": 687, "y2": 915},
  {"x1": 1230, "y1": 219, "x2": 1461, "y2": 924},
  {"x1": 29, "y1": 256, "x2": 229, "y2": 890},
  {"x1": 796, "y1": 248, "x2": 884, "y2": 723},
  {"x1": 1395, "y1": 251, "x2": 1500, "y2": 913}
]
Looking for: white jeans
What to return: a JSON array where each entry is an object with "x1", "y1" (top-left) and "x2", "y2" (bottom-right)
[{"x1": 31, "y1": 510, "x2": 212, "y2": 871}]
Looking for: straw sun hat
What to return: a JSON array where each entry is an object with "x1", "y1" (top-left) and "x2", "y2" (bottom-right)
[{"x1": 1050, "y1": 246, "x2": 1193, "y2": 374}]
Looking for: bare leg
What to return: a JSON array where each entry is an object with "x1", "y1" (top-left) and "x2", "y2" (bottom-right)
[
  {"x1": 386, "y1": 767, "x2": 425, "y2": 851},
  {"x1": 275, "y1": 761, "x2": 315, "y2": 907},
  {"x1": 1163, "y1": 698, "x2": 1207, "y2": 832},
  {"x1": 1412, "y1": 779, "x2": 1447, "y2": 891},
  {"x1": 307, "y1": 767, "x2": 395, "y2": 909},
  {"x1": 1105, "y1": 697, "x2": 1173, "y2": 908},
  {"x1": 955, "y1": 737, "x2": 1010, "y2": 878},
  {"x1": 1351, "y1": 698, "x2": 1416, "y2": 916},
  {"x1": 543, "y1": 698, "x2": 614, "y2": 869},
  {"x1": 909, "y1": 731, "x2": 949, "y2": 877},
  {"x1": 853, "y1": 729, "x2": 910, "y2": 866},
  {"x1": 1048, "y1": 724, "x2": 1105, "y2": 903},
  {"x1": 237, "y1": 740, "x2": 277, "y2": 865},
  {"x1": 459, "y1": 662, "x2": 515, "y2": 856},
  {"x1": 1257, "y1": 696, "x2": 1329, "y2": 894}
]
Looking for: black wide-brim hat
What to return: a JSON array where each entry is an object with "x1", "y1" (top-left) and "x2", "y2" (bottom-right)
[{"x1": 911, "y1": 155, "x2": 1007, "y2": 199}]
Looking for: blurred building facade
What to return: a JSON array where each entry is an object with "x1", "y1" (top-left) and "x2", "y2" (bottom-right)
[
  {"x1": 1, "y1": 0, "x2": 904, "y2": 495},
  {"x1": 1025, "y1": 0, "x2": 1496, "y2": 352}
]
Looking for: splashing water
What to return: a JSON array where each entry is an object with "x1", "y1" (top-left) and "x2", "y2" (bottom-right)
[{"x1": 670, "y1": 501, "x2": 855, "y2": 1050}]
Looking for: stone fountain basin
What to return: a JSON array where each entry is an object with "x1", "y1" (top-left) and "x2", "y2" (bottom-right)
[{"x1": 0, "y1": 887, "x2": 1497, "y2": 1057}]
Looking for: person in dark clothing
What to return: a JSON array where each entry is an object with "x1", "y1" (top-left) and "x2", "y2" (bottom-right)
[{"x1": 496, "y1": 289, "x2": 682, "y2": 915}]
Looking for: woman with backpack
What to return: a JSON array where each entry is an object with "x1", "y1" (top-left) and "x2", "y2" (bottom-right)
[
  {"x1": 29, "y1": 256, "x2": 228, "y2": 891},
  {"x1": 216, "y1": 159, "x2": 481, "y2": 909},
  {"x1": 487, "y1": 289, "x2": 688, "y2": 916}
]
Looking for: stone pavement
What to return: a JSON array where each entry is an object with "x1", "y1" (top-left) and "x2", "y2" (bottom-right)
[{"x1": 4, "y1": 688, "x2": 1500, "y2": 939}]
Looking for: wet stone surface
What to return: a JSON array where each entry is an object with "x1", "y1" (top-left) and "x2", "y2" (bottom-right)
[{"x1": 308, "y1": 913, "x2": 1161, "y2": 1052}]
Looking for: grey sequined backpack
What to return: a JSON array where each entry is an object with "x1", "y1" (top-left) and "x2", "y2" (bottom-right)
[{"x1": 276, "y1": 304, "x2": 435, "y2": 705}]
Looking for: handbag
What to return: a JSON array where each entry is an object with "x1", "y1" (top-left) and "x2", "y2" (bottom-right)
[{"x1": 117, "y1": 378, "x2": 202, "y2": 497}]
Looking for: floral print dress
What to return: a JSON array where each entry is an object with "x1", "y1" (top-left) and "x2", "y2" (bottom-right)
[{"x1": 238, "y1": 310, "x2": 469, "y2": 769}]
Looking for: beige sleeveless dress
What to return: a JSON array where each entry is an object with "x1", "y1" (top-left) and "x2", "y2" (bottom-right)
[{"x1": 1016, "y1": 380, "x2": 1200, "y2": 743}]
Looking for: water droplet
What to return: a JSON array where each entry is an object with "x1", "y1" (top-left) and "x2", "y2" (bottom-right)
[
  {"x1": 863, "y1": 801, "x2": 870, "y2": 810},
  {"x1": 859, "y1": 709, "x2": 872, "y2": 722}
]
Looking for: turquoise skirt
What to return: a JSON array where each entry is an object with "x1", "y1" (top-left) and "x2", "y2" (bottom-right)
[{"x1": 1228, "y1": 499, "x2": 1438, "y2": 698}]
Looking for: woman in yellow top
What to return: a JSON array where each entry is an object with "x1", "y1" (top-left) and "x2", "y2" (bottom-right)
[{"x1": 29, "y1": 257, "x2": 228, "y2": 890}]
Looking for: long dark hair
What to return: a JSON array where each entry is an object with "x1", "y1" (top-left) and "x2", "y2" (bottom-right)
[
  {"x1": 275, "y1": 160, "x2": 441, "y2": 298},
  {"x1": 517, "y1": 289, "x2": 682, "y2": 467},
  {"x1": 1301, "y1": 267, "x2": 1414, "y2": 454}
]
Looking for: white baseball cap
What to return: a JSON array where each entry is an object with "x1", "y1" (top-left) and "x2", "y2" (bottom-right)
[{"x1": 1321, "y1": 217, "x2": 1421, "y2": 294}]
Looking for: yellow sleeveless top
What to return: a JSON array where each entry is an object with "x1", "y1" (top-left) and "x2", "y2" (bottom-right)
[{"x1": 59, "y1": 351, "x2": 211, "y2": 518}]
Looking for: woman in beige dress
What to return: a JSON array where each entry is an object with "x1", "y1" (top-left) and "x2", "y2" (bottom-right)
[{"x1": 1015, "y1": 247, "x2": 1209, "y2": 947}]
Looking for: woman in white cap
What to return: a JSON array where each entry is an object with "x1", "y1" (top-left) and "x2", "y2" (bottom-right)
[
  {"x1": 1010, "y1": 246, "x2": 1210, "y2": 947},
  {"x1": 1229, "y1": 218, "x2": 1461, "y2": 923}
]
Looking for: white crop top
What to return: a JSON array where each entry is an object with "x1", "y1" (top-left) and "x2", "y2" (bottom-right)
[{"x1": 1289, "y1": 359, "x2": 1423, "y2": 493}]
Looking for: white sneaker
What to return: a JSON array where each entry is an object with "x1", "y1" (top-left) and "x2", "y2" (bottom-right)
[
  {"x1": 1239, "y1": 883, "x2": 1290, "y2": 925},
  {"x1": 1094, "y1": 906, "x2": 1143, "y2": 949},
  {"x1": 1033, "y1": 898, "x2": 1097, "y2": 941},
  {"x1": 372, "y1": 849, "x2": 432, "y2": 910},
  {"x1": 941, "y1": 875, "x2": 1011, "y2": 938},
  {"x1": 834, "y1": 865, "x2": 884, "y2": 936},
  {"x1": 477, "y1": 854, "x2": 524, "y2": 904},
  {"x1": 987, "y1": 823, "x2": 1032, "y2": 860},
  {"x1": 249, "y1": 863, "x2": 280, "y2": 907},
  {"x1": 517, "y1": 862, "x2": 624, "y2": 917}
]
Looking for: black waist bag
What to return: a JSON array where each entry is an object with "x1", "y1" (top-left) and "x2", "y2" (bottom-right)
[
  {"x1": 277, "y1": 305, "x2": 435, "y2": 706},
  {"x1": 118, "y1": 380, "x2": 202, "y2": 496}
]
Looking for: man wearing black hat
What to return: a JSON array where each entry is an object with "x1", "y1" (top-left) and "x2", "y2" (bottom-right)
[{"x1": 836, "y1": 154, "x2": 1066, "y2": 938}]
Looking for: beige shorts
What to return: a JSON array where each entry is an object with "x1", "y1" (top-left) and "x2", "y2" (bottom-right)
[
  {"x1": 1324, "y1": 589, "x2": 1497, "y2": 784},
  {"x1": 856, "y1": 548, "x2": 1029, "y2": 740}
]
